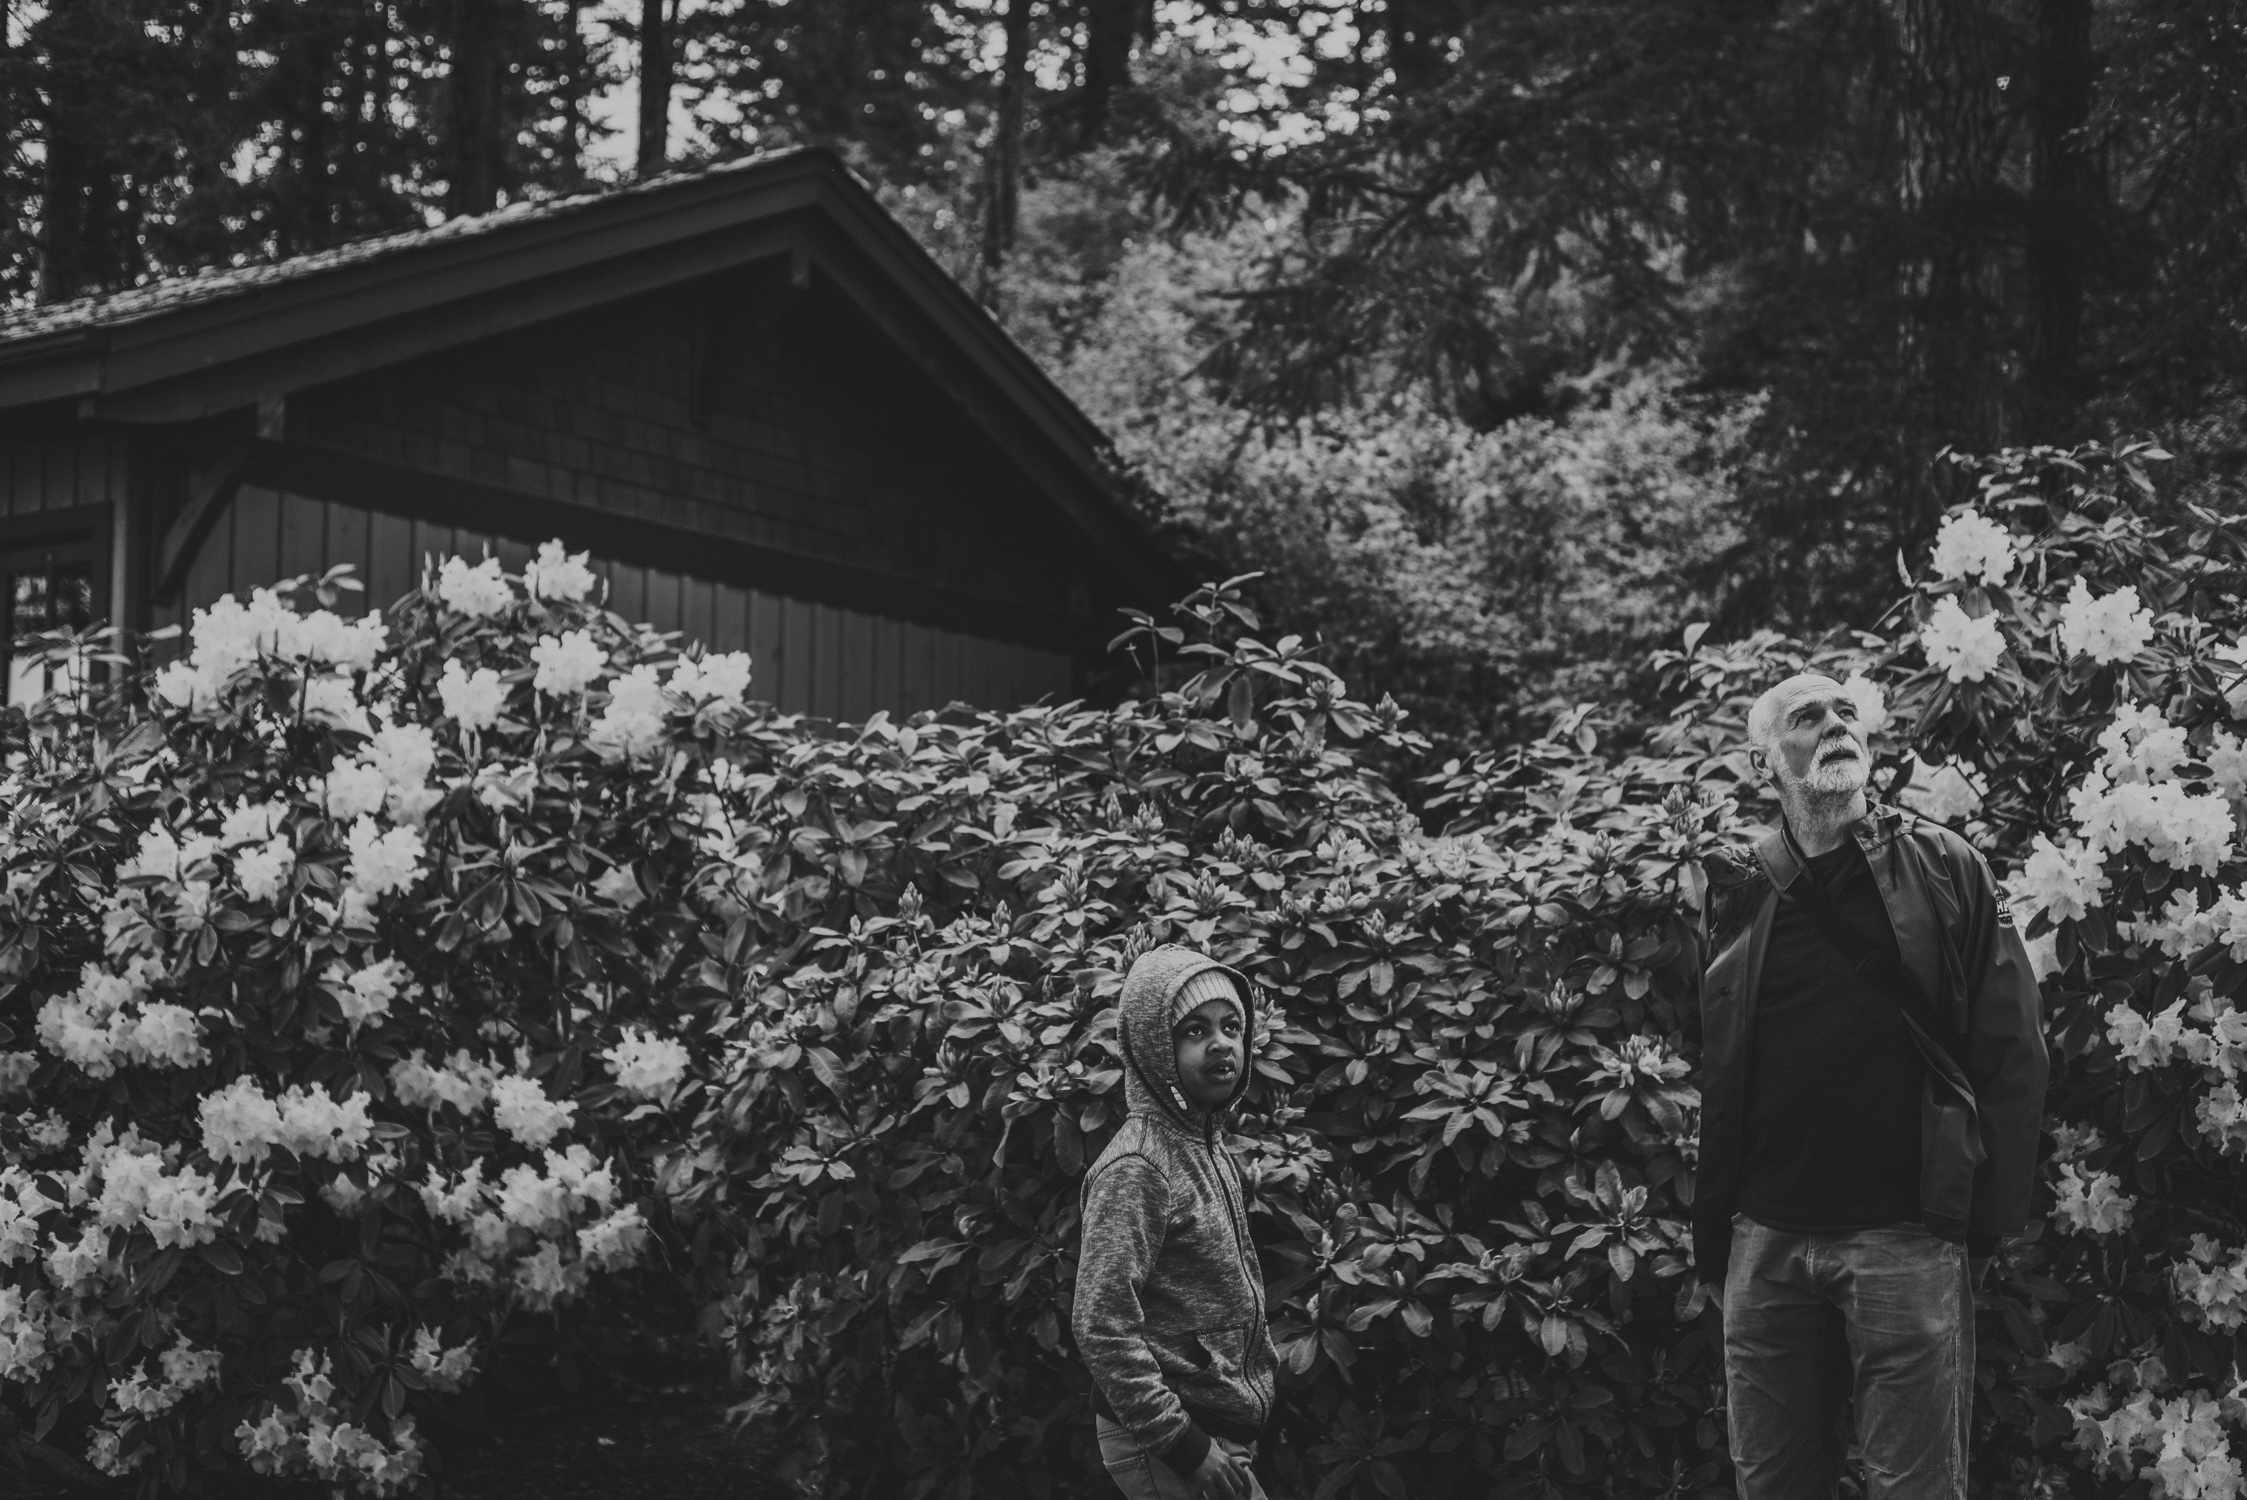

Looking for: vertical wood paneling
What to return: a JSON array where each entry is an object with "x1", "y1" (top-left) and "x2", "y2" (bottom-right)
[
  {"x1": 327, "y1": 503, "x2": 370, "y2": 594},
  {"x1": 184, "y1": 505, "x2": 231, "y2": 611},
  {"x1": 608, "y1": 564, "x2": 645, "y2": 621},
  {"x1": 279, "y1": 495, "x2": 327, "y2": 581},
  {"x1": 779, "y1": 597, "x2": 813, "y2": 714},
  {"x1": 369, "y1": 513, "x2": 416, "y2": 608},
  {"x1": 11, "y1": 446, "x2": 40, "y2": 514},
  {"x1": 715, "y1": 584, "x2": 748, "y2": 655},
  {"x1": 810, "y1": 604, "x2": 842, "y2": 718},
  {"x1": 840, "y1": 609, "x2": 874, "y2": 721},
  {"x1": 646, "y1": 568, "x2": 682, "y2": 634},
  {"x1": 232, "y1": 487, "x2": 282, "y2": 592},
  {"x1": 494, "y1": 537, "x2": 533, "y2": 573},
  {"x1": 751, "y1": 592, "x2": 783, "y2": 689},
  {"x1": 871, "y1": 617, "x2": 901, "y2": 717},
  {"x1": 682, "y1": 576, "x2": 715, "y2": 648}
]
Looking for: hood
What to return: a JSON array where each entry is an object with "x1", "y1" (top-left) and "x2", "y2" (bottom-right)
[{"x1": 1117, "y1": 945, "x2": 1257, "y2": 1132}]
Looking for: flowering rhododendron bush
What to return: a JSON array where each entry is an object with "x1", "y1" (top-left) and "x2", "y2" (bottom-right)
[
  {"x1": 704, "y1": 439, "x2": 2247, "y2": 1500},
  {"x1": 0, "y1": 544, "x2": 739, "y2": 1493}
]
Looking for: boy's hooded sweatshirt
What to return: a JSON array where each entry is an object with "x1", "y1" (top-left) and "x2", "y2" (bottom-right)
[{"x1": 1073, "y1": 946, "x2": 1278, "y2": 1476}]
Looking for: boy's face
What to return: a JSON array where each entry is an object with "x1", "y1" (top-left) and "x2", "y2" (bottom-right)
[{"x1": 1173, "y1": 994, "x2": 1246, "y2": 1110}]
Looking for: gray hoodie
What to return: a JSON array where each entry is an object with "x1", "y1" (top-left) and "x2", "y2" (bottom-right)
[{"x1": 1072, "y1": 946, "x2": 1279, "y2": 1475}]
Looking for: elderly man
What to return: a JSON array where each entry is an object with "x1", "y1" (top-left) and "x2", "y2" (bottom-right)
[{"x1": 1693, "y1": 672, "x2": 2048, "y2": 1500}]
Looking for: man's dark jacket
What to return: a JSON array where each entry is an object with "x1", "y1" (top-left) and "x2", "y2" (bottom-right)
[{"x1": 1693, "y1": 800, "x2": 2050, "y2": 1285}]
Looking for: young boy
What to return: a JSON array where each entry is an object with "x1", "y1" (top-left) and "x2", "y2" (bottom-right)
[{"x1": 1074, "y1": 945, "x2": 1277, "y2": 1500}]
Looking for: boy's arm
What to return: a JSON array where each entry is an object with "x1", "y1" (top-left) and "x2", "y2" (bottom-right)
[{"x1": 1073, "y1": 1154, "x2": 1213, "y2": 1475}]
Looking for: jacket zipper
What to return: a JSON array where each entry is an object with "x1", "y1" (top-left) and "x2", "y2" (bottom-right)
[{"x1": 1205, "y1": 1118, "x2": 1273, "y2": 1429}]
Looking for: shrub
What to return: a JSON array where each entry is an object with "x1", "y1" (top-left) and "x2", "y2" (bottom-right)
[
  {"x1": 0, "y1": 545, "x2": 738, "y2": 1492},
  {"x1": 711, "y1": 438, "x2": 2247, "y2": 1500}
]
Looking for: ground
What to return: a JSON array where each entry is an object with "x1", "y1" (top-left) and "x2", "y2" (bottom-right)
[{"x1": 14, "y1": 1370, "x2": 769, "y2": 1497}]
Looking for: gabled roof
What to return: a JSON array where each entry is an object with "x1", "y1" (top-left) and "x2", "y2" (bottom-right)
[{"x1": 0, "y1": 147, "x2": 1176, "y2": 604}]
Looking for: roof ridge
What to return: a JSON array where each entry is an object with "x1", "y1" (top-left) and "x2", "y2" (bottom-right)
[{"x1": 0, "y1": 147, "x2": 815, "y2": 345}]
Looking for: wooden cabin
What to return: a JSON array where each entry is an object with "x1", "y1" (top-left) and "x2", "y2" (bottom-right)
[{"x1": 0, "y1": 148, "x2": 1176, "y2": 717}]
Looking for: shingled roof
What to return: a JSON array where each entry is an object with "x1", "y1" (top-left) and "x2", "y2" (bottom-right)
[
  {"x1": 0, "y1": 153, "x2": 793, "y2": 343},
  {"x1": 0, "y1": 146, "x2": 1175, "y2": 604}
]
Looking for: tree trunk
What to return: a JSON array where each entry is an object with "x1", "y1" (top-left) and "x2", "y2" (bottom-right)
[
  {"x1": 560, "y1": 0, "x2": 588, "y2": 184},
  {"x1": 2026, "y1": 0, "x2": 2095, "y2": 437},
  {"x1": 636, "y1": 0, "x2": 672, "y2": 178},
  {"x1": 979, "y1": 0, "x2": 1032, "y2": 283},
  {"x1": 1080, "y1": 0, "x2": 1134, "y2": 147},
  {"x1": 446, "y1": 0, "x2": 499, "y2": 215},
  {"x1": 1887, "y1": 0, "x2": 2002, "y2": 439}
]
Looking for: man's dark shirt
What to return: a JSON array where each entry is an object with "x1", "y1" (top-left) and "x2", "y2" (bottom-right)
[{"x1": 1737, "y1": 839, "x2": 1926, "y2": 1232}]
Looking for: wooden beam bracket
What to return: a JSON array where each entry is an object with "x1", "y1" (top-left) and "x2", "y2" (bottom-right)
[{"x1": 153, "y1": 444, "x2": 256, "y2": 602}]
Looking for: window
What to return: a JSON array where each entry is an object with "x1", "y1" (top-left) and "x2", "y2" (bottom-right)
[{"x1": 1, "y1": 542, "x2": 95, "y2": 706}]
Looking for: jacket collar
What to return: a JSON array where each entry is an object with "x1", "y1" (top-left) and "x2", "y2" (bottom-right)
[{"x1": 1763, "y1": 798, "x2": 1905, "y2": 889}]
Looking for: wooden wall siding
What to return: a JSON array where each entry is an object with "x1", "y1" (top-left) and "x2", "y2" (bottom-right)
[
  {"x1": 286, "y1": 280, "x2": 1080, "y2": 616},
  {"x1": 154, "y1": 488, "x2": 1073, "y2": 716},
  {"x1": 0, "y1": 433, "x2": 131, "y2": 517}
]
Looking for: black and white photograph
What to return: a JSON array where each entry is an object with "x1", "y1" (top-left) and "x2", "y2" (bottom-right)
[{"x1": 0, "y1": 1, "x2": 2239, "y2": 1497}]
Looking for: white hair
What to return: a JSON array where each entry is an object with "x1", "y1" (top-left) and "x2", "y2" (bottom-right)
[{"x1": 1747, "y1": 673, "x2": 1845, "y2": 757}]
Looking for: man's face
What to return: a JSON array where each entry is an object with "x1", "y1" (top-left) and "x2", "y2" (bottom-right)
[
  {"x1": 1173, "y1": 994, "x2": 1246, "y2": 1110},
  {"x1": 1760, "y1": 676, "x2": 1871, "y2": 796}
]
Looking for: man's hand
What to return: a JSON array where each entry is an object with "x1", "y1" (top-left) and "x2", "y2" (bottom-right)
[{"x1": 1186, "y1": 1444, "x2": 1253, "y2": 1500}]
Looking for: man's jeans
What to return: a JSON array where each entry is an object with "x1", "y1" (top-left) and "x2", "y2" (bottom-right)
[{"x1": 1723, "y1": 1216, "x2": 1973, "y2": 1500}]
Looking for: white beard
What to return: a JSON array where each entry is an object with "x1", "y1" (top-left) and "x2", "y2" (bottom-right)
[{"x1": 1804, "y1": 746, "x2": 1870, "y2": 794}]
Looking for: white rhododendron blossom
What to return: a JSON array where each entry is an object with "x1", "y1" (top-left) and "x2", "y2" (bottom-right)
[
  {"x1": 151, "y1": 589, "x2": 386, "y2": 714},
  {"x1": 1921, "y1": 595, "x2": 2007, "y2": 682},
  {"x1": 330, "y1": 958, "x2": 414, "y2": 1029},
  {"x1": 2059, "y1": 577, "x2": 2158, "y2": 665},
  {"x1": 389, "y1": 1050, "x2": 498, "y2": 1116},
  {"x1": 670, "y1": 650, "x2": 753, "y2": 704},
  {"x1": 489, "y1": 1076, "x2": 577, "y2": 1149},
  {"x1": 321, "y1": 763, "x2": 390, "y2": 821},
  {"x1": 2072, "y1": 771, "x2": 2236, "y2": 876},
  {"x1": 416, "y1": 1144, "x2": 642, "y2": 1310},
  {"x1": 36, "y1": 958, "x2": 206, "y2": 1077},
  {"x1": 2008, "y1": 835, "x2": 2112, "y2": 925},
  {"x1": 120, "y1": 827, "x2": 218, "y2": 884},
  {"x1": 408, "y1": 1328, "x2": 477, "y2": 1393},
  {"x1": 2068, "y1": 1385, "x2": 2247, "y2": 1500},
  {"x1": 2053, "y1": 1161, "x2": 2136, "y2": 1237},
  {"x1": 587, "y1": 663, "x2": 670, "y2": 763},
  {"x1": 603, "y1": 1030, "x2": 690, "y2": 1099},
  {"x1": 1900, "y1": 756, "x2": 1982, "y2": 824},
  {"x1": 301, "y1": 675, "x2": 371, "y2": 735},
  {"x1": 233, "y1": 834, "x2": 296, "y2": 903},
  {"x1": 235, "y1": 1349, "x2": 424, "y2": 1496},
  {"x1": 2173, "y1": 1236, "x2": 2247, "y2": 1331},
  {"x1": 1929, "y1": 510, "x2": 2016, "y2": 587},
  {"x1": 437, "y1": 659, "x2": 508, "y2": 730},
  {"x1": 220, "y1": 800, "x2": 287, "y2": 847},
  {"x1": 2101, "y1": 702, "x2": 2195, "y2": 785},
  {"x1": 1839, "y1": 672, "x2": 1889, "y2": 736},
  {"x1": 0, "y1": 1051, "x2": 35, "y2": 1099},
  {"x1": 198, "y1": 1078, "x2": 374, "y2": 1166},
  {"x1": 344, "y1": 819, "x2": 425, "y2": 900},
  {"x1": 524, "y1": 540, "x2": 596, "y2": 603},
  {"x1": 530, "y1": 630, "x2": 606, "y2": 695},
  {"x1": 435, "y1": 555, "x2": 513, "y2": 619}
]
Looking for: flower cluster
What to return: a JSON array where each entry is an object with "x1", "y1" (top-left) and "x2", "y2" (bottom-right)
[
  {"x1": 417, "y1": 1145, "x2": 647, "y2": 1309},
  {"x1": 199, "y1": 1078, "x2": 374, "y2": 1166},
  {"x1": 2060, "y1": 578, "x2": 2158, "y2": 665},
  {"x1": 153, "y1": 587, "x2": 386, "y2": 714},
  {"x1": 2174, "y1": 1237, "x2": 2247, "y2": 1332},
  {"x1": 35, "y1": 958, "x2": 204, "y2": 1077},
  {"x1": 1929, "y1": 510, "x2": 2016, "y2": 587},
  {"x1": 604, "y1": 1030, "x2": 691, "y2": 1099},
  {"x1": 236, "y1": 1349, "x2": 425, "y2": 1497},
  {"x1": 1921, "y1": 595, "x2": 2007, "y2": 682},
  {"x1": 2069, "y1": 1383, "x2": 2247, "y2": 1500}
]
